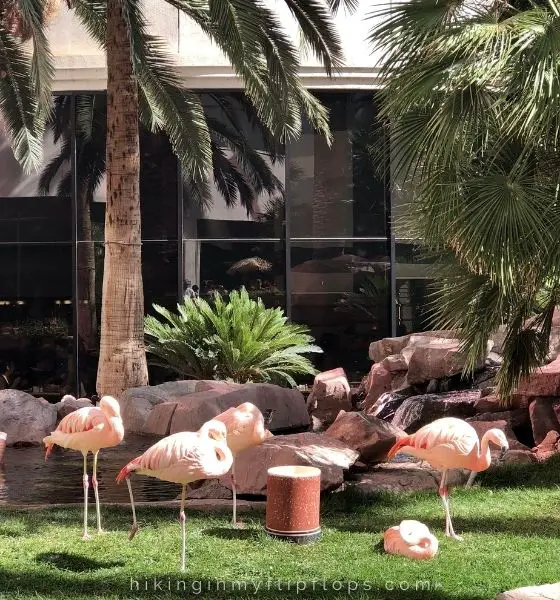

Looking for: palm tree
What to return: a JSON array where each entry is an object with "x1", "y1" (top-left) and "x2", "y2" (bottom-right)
[
  {"x1": 60, "y1": 0, "x2": 356, "y2": 396},
  {"x1": 0, "y1": 0, "x2": 57, "y2": 170},
  {"x1": 369, "y1": 0, "x2": 560, "y2": 400}
]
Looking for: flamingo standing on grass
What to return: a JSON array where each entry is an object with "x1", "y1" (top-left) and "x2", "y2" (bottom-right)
[
  {"x1": 387, "y1": 417, "x2": 509, "y2": 540},
  {"x1": 213, "y1": 403, "x2": 273, "y2": 526},
  {"x1": 117, "y1": 420, "x2": 232, "y2": 572},
  {"x1": 43, "y1": 396, "x2": 124, "y2": 539}
]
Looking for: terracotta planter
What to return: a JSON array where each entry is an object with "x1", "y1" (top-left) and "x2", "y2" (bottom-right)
[
  {"x1": 265, "y1": 465, "x2": 321, "y2": 543},
  {"x1": 0, "y1": 432, "x2": 6, "y2": 465}
]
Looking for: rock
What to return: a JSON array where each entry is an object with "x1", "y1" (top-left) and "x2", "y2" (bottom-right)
[
  {"x1": 361, "y1": 364, "x2": 393, "y2": 412},
  {"x1": 467, "y1": 409, "x2": 529, "y2": 429},
  {"x1": 310, "y1": 415, "x2": 327, "y2": 432},
  {"x1": 497, "y1": 583, "x2": 560, "y2": 599},
  {"x1": 188, "y1": 479, "x2": 232, "y2": 500},
  {"x1": 486, "y1": 352, "x2": 503, "y2": 367},
  {"x1": 516, "y1": 356, "x2": 560, "y2": 398},
  {"x1": 55, "y1": 395, "x2": 93, "y2": 421},
  {"x1": 0, "y1": 390, "x2": 57, "y2": 446},
  {"x1": 404, "y1": 336, "x2": 490, "y2": 384},
  {"x1": 426, "y1": 379, "x2": 438, "y2": 394},
  {"x1": 306, "y1": 368, "x2": 352, "y2": 425},
  {"x1": 473, "y1": 394, "x2": 502, "y2": 413},
  {"x1": 219, "y1": 432, "x2": 358, "y2": 494},
  {"x1": 368, "y1": 331, "x2": 459, "y2": 363},
  {"x1": 469, "y1": 420, "x2": 528, "y2": 453},
  {"x1": 346, "y1": 462, "x2": 468, "y2": 495},
  {"x1": 547, "y1": 308, "x2": 560, "y2": 362},
  {"x1": 381, "y1": 354, "x2": 408, "y2": 373},
  {"x1": 391, "y1": 390, "x2": 481, "y2": 432},
  {"x1": 144, "y1": 401, "x2": 178, "y2": 436},
  {"x1": 529, "y1": 398, "x2": 560, "y2": 446},
  {"x1": 533, "y1": 430, "x2": 560, "y2": 462},
  {"x1": 501, "y1": 449, "x2": 538, "y2": 466},
  {"x1": 365, "y1": 389, "x2": 413, "y2": 420},
  {"x1": 325, "y1": 411, "x2": 406, "y2": 465},
  {"x1": 121, "y1": 381, "x2": 309, "y2": 434}
]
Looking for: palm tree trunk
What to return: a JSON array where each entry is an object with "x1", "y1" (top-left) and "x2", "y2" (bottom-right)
[{"x1": 97, "y1": 0, "x2": 148, "y2": 397}]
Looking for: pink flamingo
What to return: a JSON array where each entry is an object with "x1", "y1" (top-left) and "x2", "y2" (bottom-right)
[
  {"x1": 388, "y1": 417, "x2": 509, "y2": 540},
  {"x1": 213, "y1": 403, "x2": 273, "y2": 526},
  {"x1": 43, "y1": 396, "x2": 124, "y2": 540},
  {"x1": 384, "y1": 520, "x2": 439, "y2": 559},
  {"x1": 116, "y1": 420, "x2": 232, "y2": 571}
]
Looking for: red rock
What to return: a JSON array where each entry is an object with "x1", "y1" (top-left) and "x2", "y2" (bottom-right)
[
  {"x1": 467, "y1": 408, "x2": 529, "y2": 429},
  {"x1": 362, "y1": 363, "x2": 392, "y2": 412},
  {"x1": 306, "y1": 368, "x2": 352, "y2": 425},
  {"x1": 516, "y1": 355, "x2": 560, "y2": 397},
  {"x1": 391, "y1": 390, "x2": 480, "y2": 432},
  {"x1": 55, "y1": 396, "x2": 93, "y2": 421},
  {"x1": 325, "y1": 410, "x2": 406, "y2": 465},
  {"x1": 473, "y1": 394, "x2": 502, "y2": 413},
  {"x1": 368, "y1": 331, "x2": 458, "y2": 363},
  {"x1": 501, "y1": 449, "x2": 538, "y2": 466},
  {"x1": 533, "y1": 430, "x2": 560, "y2": 462},
  {"x1": 529, "y1": 398, "x2": 560, "y2": 445},
  {"x1": 219, "y1": 432, "x2": 358, "y2": 494},
  {"x1": 469, "y1": 420, "x2": 528, "y2": 453},
  {"x1": 144, "y1": 401, "x2": 177, "y2": 436},
  {"x1": 381, "y1": 354, "x2": 408, "y2": 373}
]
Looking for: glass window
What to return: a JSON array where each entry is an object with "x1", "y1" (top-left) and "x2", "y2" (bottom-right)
[
  {"x1": 183, "y1": 240, "x2": 286, "y2": 309},
  {"x1": 396, "y1": 278, "x2": 432, "y2": 335},
  {"x1": 77, "y1": 241, "x2": 179, "y2": 395},
  {"x1": 288, "y1": 92, "x2": 388, "y2": 239},
  {"x1": 183, "y1": 93, "x2": 285, "y2": 239},
  {"x1": 75, "y1": 93, "x2": 178, "y2": 242},
  {"x1": 0, "y1": 244, "x2": 73, "y2": 398},
  {"x1": 290, "y1": 240, "x2": 390, "y2": 379},
  {"x1": 0, "y1": 95, "x2": 72, "y2": 242}
]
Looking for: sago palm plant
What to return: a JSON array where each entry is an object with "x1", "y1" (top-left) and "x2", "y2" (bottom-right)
[
  {"x1": 370, "y1": 0, "x2": 560, "y2": 401},
  {"x1": 145, "y1": 288, "x2": 321, "y2": 386}
]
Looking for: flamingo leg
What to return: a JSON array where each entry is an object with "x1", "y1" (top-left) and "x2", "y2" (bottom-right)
[
  {"x1": 231, "y1": 460, "x2": 238, "y2": 527},
  {"x1": 180, "y1": 483, "x2": 187, "y2": 572},
  {"x1": 465, "y1": 470, "x2": 477, "y2": 488},
  {"x1": 92, "y1": 451, "x2": 103, "y2": 534},
  {"x1": 82, "y1": 452, "x2": 90, "y2": 541},
  {"x1": 439, "y1": 470, "x2": 462, "y2": 541},
  {"x1": 126, "y1": 477, "x2": 139, "y2": 540}
]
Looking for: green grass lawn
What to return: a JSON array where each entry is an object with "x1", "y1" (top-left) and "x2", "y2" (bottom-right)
[{"x1": 1, "y1": 459, "x2": 560, "y2": 600}]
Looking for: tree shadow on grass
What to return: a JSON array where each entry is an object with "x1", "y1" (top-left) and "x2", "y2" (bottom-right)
[
  {"x1": 202, "y1": 526, "x2": 262, "y2": 541},
  {"x1": 36, "y1": 551, "x2": 125, "y2": 572}
]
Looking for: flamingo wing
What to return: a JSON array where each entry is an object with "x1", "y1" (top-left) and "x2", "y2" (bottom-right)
[{"x1": 43, "y1": 407, "x2": 108, "y2": 456}]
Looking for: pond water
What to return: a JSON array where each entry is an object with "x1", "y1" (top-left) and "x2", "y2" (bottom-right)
[{"x1": 0, "y1": 434, "x2": 179, "y2": 505}]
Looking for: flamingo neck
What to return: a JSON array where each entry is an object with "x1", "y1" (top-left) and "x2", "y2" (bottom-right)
[{"x1": 472, "y1": 434, "x2": 492, "y2": 472}]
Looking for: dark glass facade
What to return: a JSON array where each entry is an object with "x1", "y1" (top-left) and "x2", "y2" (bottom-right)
[{"x1": 0, "y1": 91, "x2": 429, "y2": 397}]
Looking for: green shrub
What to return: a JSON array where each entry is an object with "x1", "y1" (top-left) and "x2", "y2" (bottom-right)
[{"x1": 144, "y1": 288, "x2": 322, "y2": 386}]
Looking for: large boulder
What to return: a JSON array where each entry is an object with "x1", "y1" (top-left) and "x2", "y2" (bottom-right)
[
  {"x1": 306, "y1": 368, "x2": 352, "y2": 425},
  {"x1": 219, "y1": 432, "x2": 358, "y2": 494},
  {"x1": 55, "y1": 395, "x2": 93, "y2": 421},
  {"x1": 120, "y1": 381, "x2": 309, "y2": 435},
  {"x1": 391, "y1": 390, "x2": 481, "y2": 432},
  {"x1": 467, "y1": 408, "x2": 529, "y2": 430},
  {"x1": 325, "y1": 410, "x2": 405, "y2": 464},
  {"x1": 403, "y1": 336, "x2": 490, "y2": 385},
  {"x1": 533, "y1": 430, "x2": 560, "y2": 462},
  {"x1": 368, "y1": 331, "x2": 459, "y2": 363},
  {"x1": 516, "y1": 355, "x2": 560, "y2": 398},
  {"x1": 360, "y1": 363, "x2": 405, "y2": 413},
  {"x1": 529, "y1": 398, "x2": 560, "y2": 446},
  {"x1": 365, "y1": 389, "x2": 413, "y2": 420},
  {"x1": 170, "y1": 383, "x2": 309, "y2": 434},
  {"x1": 0, "y1": 390, "x2": 57, "y2": 445}
]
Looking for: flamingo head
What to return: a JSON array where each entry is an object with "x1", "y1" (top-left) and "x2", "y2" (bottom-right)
[
  {"x1": 485, "y1": 428, "x2": 509, "y2": 459},
  {"x1": 199, "y1": 419, "x2": 228, "y2": 442},
  {"x1": 398, "y1": 520, "x2": 432, "y2": 547},
  {"x1": 99, "y1": 396, "x2": 121, "y2": 418}
]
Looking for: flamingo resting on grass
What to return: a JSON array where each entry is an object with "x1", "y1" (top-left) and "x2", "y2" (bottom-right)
[
  {"x1": 43, "y1": 396, "x2": 124, "y2": 540},
  {"x1": 387, "y1": 417, "x2": 509, "y2": 540},
  {"x1": 116, "y1": 420, "x2": 233, "y2": 571},
  {"x1": 213, "y1": 403, "x2": 273, "y2": 526},
  {"x1": 384, "y1": 520, "x2": 439, "y2": 560}
]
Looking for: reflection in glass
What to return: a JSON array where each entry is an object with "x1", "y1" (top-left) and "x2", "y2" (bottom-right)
[
  {"x1": 0, "y1": 245, "x2": 73, "y2": 398},
  {"x1": 288, "y1": 92, "x2": 387, "y2": 239},
  {"x1": 183, "y1": 93, "x2": 285, "y2": 240},
  {"x1": 183, "y1": 240, "x2": 285, "y2": 308},
  {"x1": 0, "y1": 95, "x2": 72, "y2": 243},
  {"x1": 396, "y1": 279, "x2": 432, "y2": 335},
  {"x1": 290, "y1": 240, "x2": 390, "y2": 378},
  {"x1": 77, "y1": 242, "x2": 179, "y2": 395}
]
